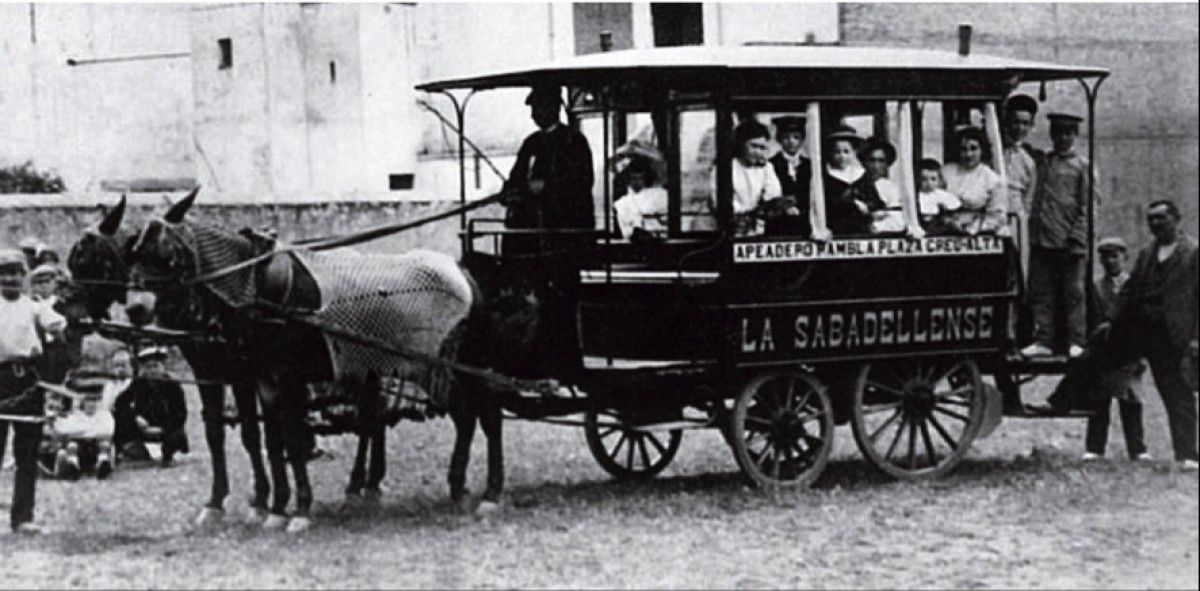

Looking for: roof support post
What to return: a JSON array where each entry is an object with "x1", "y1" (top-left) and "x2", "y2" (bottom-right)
[
  {"x1": 434, "y1": 89, "x2": 479, "y2": 253},
  {"x1": 1078, "y1": 75, "x2": 1106, "y2": 328}
]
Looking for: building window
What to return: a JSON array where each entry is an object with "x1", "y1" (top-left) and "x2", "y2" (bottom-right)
[
  {"x1": 650, "y1": 3, "x2": 702, "y2": 47},
  {"x1": 329, "y1": 61, "x2": 337, "y2": 83},
  {"x1": 388, "y1": 174, "x2": 414, "y2": 191},
  {"x1": 572, "y1": 3, "x2": 632, "y2": 55},
  {"x1": 218, "y1": 38, "x2": 232, "y2": 70}
]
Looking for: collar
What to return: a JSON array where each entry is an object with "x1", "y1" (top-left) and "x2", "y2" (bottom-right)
[
  {"x1": 826, "y1": 163, "x2": 864, "y2": 184},
  {"x1": 539, "y1": 122, "x2": 563, "y2": 135}
]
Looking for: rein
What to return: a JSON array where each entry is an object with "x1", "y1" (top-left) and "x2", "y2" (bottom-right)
[{"x1": 184, "y1": 193, "x2": 504, "y2": 287}]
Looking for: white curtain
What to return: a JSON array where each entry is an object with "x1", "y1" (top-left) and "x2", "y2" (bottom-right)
[
  {"x1": 895, "y1": 101, "x2": 925, "y2": 238},
  {"x1": 806, "y1": 102, "x2": 830, "y2": 241},
  {"x1": 985, "y1": 102, "x2": 1013, "y2": 240}
]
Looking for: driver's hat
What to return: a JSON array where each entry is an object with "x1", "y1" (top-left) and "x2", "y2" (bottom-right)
[
  {"x1": 525, "y1": 84, "x2": 563, "y2": 107},
  {"x1": 0, "y1": 248, "x2": 28, "y2": 274}
]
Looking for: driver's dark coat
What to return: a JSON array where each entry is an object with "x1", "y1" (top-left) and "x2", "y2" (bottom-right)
[{"x1": 503, "y1": 123, "x2": 595, "y2": 230}]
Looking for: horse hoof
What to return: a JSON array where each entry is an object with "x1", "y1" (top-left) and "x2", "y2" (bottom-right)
[
  {"x1": 475, "y1": 500, "x2": 501, "y2": 517},
  {"x1": 286, "y1": 517, "x2": 313, "y2": 534},
  {"x1": 194, "y1": 507, "x2": 225, "y2": 528},
  {"x1": 246, "y1": 506, "x2": 269, "y2": 523},
  {"x1": 363, "y1": 487, "x2": 384, "y2": 502},
  {"x1": 262, "y1": 513, "x2": 289, "y2": 530}
]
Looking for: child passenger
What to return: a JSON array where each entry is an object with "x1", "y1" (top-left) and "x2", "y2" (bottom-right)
[
  {"x1": 614, "y1": 156, "x2": 669, "y2": 240},
  {"x1": 916, "y1": 158, "x2": 962, "y2": 231}
]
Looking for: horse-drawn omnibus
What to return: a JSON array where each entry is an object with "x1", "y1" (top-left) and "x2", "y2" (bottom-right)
[{"x1": 417, "y1": 41, "x2": 1109, "y2": 487}]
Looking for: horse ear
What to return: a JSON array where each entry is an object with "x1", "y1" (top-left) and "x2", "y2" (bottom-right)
[
  {"x1": 98, "y1": 194, "x2": 127, "y2": 236},
  {"x1": 164, "y1": 186, "x2": 200, "y2": 224}
]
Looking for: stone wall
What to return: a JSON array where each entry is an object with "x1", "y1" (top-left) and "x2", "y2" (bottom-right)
[
  {"x1": 0, "y1": 194, "x2": 504, "y2": 260},
  {"x1": 840, "y1": 2, "x2": 1200, "y2": 248}
]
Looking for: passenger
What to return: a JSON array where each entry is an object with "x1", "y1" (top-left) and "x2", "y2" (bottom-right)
[
  {"x1": 915, "y1": 158, "x2": 962, "y2": 232},
  {"x1": 767, "y1": 115, "x2": 811, "y2": 236},
  {"x1": 613, "y1": 155, "x2": 668, "y2": 241},
  {"x1": 711, "y1": 119, "x2": 786, "y2": 236},
  {"x1": 859, "y1": 137, "x2": 907, "y2": 234},
  {"x1": 822, "y1": 125, "x2": 884, "y2": 236},
  {"x1": 942, "y1": 126, "x2": 1006, "y2": 236},
  {"x1": 1023, "y1": 112, "x2": 1090, "y2": 358}
]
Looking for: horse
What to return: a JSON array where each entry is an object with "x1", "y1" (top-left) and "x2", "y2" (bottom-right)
[
  {"x1": 122, "y1": 189, "x2": 537, "y2": 523},
  {"x1": 65, "y1": 196, "x2": 274, "y2": 527}
]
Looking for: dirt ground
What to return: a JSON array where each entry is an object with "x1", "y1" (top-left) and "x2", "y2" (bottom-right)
[{"x1": 1, "y1": 375, "x2": 1197, "y2": 590}]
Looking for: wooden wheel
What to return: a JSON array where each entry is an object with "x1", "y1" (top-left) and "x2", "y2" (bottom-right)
[
  {"x1": 729, "y1": 371, "x2": 834, "y2": 488},
  {"x1": 584, "y1": 410, "x2": 682, "y2": 480},
  {"x1": 850, "y1": 357, "x2": 985, "y2": 480}
]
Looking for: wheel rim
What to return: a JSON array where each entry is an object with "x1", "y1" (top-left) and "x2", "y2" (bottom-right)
[
  {"x1": 731, "y1": 371, "x2": 834, "y2": 488},
  {"x1": 851, "y1": 357, "x2": 985, "y2": 479},
  {"x1": 584, "y1": 411, "x2": 682, "y2": 480}
]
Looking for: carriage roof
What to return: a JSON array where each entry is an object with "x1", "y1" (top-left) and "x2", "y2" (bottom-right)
[{"x1": 416, "y1": 44, "x2": 1109, "y2": 96}]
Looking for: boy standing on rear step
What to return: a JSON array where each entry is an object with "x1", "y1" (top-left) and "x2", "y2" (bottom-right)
[{"x1": 1081, "y1": 237, "x2": 1150, "y2": 462}]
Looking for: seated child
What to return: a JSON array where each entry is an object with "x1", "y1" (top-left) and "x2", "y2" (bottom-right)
[
  {"x1": 113, "y1": 346, "x2": 189, "y2": 466},
  {"x1": 916, "y1": 158, "x2": 962, "y2": 232},
  {"x1": 42, "y1": 372, "x2": 115, "y2": 479},
  {"x1": 614, "y1": 156, "x2": 669, "y2": 240}
]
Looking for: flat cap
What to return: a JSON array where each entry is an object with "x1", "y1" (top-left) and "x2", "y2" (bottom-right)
[
  {"x1": 1097, "y1": 237, "x2": 1128, "y2": 253},
  {"x1": 0, "y1": 248, "x2": 28, "y2": 271},
  {"x1": 1047, "y1": 112, "x2": 1084, "y2": 125},
  {"x1": 137, "y1": 345, "x2": 170, "y2": 361},
  {"x1": 1004, "y1": 94, "x2": 1039, "y2": 116},
  {"x1": 29, "y1": 263, "x2": 60, "y2": 280},
  {"x1": 771, "y1": 115, "x2": 806, "y2": 134}
]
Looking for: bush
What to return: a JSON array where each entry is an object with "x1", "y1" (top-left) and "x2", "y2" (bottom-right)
[{"x1": 0, "y1": 161, "x2": 66, "y2": 193}]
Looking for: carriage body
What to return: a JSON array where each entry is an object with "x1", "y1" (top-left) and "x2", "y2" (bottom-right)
[{"x1": 420, "y1": 43, "x2": 1107, "y2": 485}]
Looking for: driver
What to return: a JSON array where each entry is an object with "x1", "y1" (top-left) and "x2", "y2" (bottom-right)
[{"x1": 500, "y1": 85, "x2": 595, "y2": 256}]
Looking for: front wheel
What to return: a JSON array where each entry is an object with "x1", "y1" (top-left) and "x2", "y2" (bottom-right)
[
  {"x1": 729, "y1": 371, "x2": 835, "y2": 488},
  {"x1": 583, "y1": 410, "x2": 682, "y2": 480},
  {"x1": 850, "y1": 357, "x2": 986, "y2": 480}
]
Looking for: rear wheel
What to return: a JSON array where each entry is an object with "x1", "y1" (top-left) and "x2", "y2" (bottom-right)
[
  {"x1": 729, "y1": 371, "x2": 834, "y2": 488},
  {"x1": 584, "y1": 410, "x2": 682, "y2": 480},
  {"x1": 850, "y1": 357, "x2": 985, "y2": 479}
]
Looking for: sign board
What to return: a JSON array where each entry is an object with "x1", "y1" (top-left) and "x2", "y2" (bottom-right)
[
  {"x1": 734, "y1": 297, "x2": 1007, "y2": 364},
  {"x1": 732, "y1": 235, "x2": 1006, "y2": 264}
]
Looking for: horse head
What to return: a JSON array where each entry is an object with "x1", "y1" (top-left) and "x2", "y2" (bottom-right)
[
  {"x1": 125, "y1": 187, "x2": 212, "y2": 330},
  {"x1": 65, "y1": 194, "x2": 132, "y2": 321}
]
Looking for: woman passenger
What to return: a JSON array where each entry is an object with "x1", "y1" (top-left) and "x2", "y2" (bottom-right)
[
  {"x1": 823, "y1": 125, "x2": 884, "y2": 236},
  {"x1": 710, "y1": 119, "x2": 786, "y2": 236},
  {"x1": 942, "y1": 126, "x2": 1006, "y2": 235},
  {"x1": 859, "y1": 137, "x2": 908, "y2": 234}
]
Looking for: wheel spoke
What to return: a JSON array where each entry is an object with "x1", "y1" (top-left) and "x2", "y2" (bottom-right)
[
  {"x1": 869, "y1": 409, "x2": 903, "y2": 442},
  {"x1": 785, "y1": 378, "x2": 799, "y2": 410},
  {"x1": 644, "y1": 432, "x2": 667, "y2": 456},
  {"x1": 884, "y1": 415, "x2": 907, "y2": 459},
  {"x1": 797, "y1": 410, "x2": 827, "y2": 423},
  {"x1": 597, "y1": 426, "x2": 617, "y2": 439},
  {"x1": 771, "y1": 449, "x2": 782, "y2": 481},
  {"x1": 919, "y1": 419, "x2": 938, "y2": 466},
  {"x1": 935, "y1": 385, "x2": 976, "y2": 401},
  {"x1": 625, "y1": 433, "x2": 636, "y2": 468},
  {"x1": 932, "y1": 360, "x2": 968, "y2": 389},
  {"x1": 866, "y1": 380, "x2": 905, "y2": 399},
  {"x1": 637, "y1": 436, "x2": 652, "y2": 470},
  {"x1": 938, "y1": 397, "x2": 974, "y2": 407},
  {"x1": 861, "y1": 401, "x2": 902, "y2": 416},
  {"x1": 745, "y1": 416, "x2": 773, "y2": 430},
  {"x1": 928, "y1": 414, "x2": 959, "y2": 450},
  {"x1": 906, "y1": 419, "x2": 917, "y2": 469},
  {"x1": 611, "y1": 433, "x2": 628, "y2": 458},
  {"x1": 933, "y1": 405, "x2": 971, "y2": 423}
]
